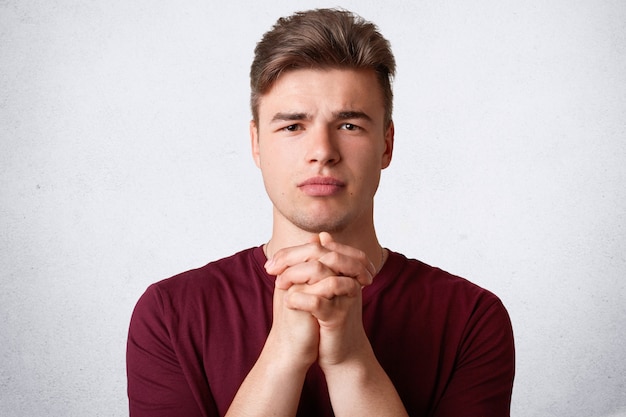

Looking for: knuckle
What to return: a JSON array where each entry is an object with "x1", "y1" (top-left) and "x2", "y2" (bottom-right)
[
  {"x1": 354, "y1": 248, "x2": 368, "y2": 263},
  {"x1": 327, "y1": 275, "x2": 342, "y2": 290},
  {"x1": 307, "y1": 295, "x2": 323, "y2": 311},
  {"x1": 313, "y1": 260, "x2": 326, "y2": 275},
  {"x1": 320, "y1": 251, "x2": 340, "y2": 267}
]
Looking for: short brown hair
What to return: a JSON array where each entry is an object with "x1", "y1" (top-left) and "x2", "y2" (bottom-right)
[{"x1": 250, "y1": 8, "x2": 396, "y2": 125}]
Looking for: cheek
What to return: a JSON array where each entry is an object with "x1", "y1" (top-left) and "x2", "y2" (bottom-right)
[
  {"x1": 351, "y1": 148, "x2": 383, "y2": 171},
  {"x1": 262, "y1": 143, "x2": 299, "y2": 168},
  {"x1": 260, "y1": 152, "x2": 289, "y2": 185}
]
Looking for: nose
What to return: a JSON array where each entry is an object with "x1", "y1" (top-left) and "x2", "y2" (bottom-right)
[{"x1": 305, "y1": 127, "x2": 340, "y2": 166}]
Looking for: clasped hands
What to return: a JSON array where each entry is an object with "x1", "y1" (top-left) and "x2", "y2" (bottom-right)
[{"x1": 264, "y1": 232, "x2": 377, "y2": 371}]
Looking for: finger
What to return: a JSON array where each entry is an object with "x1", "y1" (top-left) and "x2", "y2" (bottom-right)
[
  {"x1": 265, "y1": 239, "x2": 326, "y2": 276},
  {"x1": 316, "y1": 236, "x2": 375, "y2": 286},
  {"x1": 266, "y1": 235, "x2": 376, "y2": 287},
  {"x1": 318, "y1": 231, "x2": 334, "y2": 246},
  {"x1": 314, "y1": 251, "x2": 371, "y2": 287},
  {"x1": 275, "y1": 249, "x2": 374, "y2": 289},
  {"x1": 303, "y1": 275, "x2": 361, "y2": 299},
  {"x1": 319, "y1": 232, "x2": 376, "y2": 279},
  {"x1": 274, "y1": 260, "x2": 335, "y2": 290},
  {"x1": 284, "y1": 282, "x2": 361, "y2": 322},
  {"x1": 284, "y1": 290, "x2": 337, "y2": 322}
]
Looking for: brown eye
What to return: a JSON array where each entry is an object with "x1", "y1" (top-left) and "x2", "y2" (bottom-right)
[
  {"x1": 341, "y1": 123, "x2": 360, "y2": 131},
  {"x1": 283, "y1": 124, "x2": 299, "y2": 132}
]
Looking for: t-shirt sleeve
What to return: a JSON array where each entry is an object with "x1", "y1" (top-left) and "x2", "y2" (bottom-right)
[
  {"x1": 433, "y1": 296, "x2": 515, "y2": 417},
  {"x1": 126, "y1": 284, "x2": 218, "y2": 417}
]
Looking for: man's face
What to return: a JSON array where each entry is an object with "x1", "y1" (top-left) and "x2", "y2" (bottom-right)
[{"x1": 251, "y1": 68, "x2": 394, "y2": 234}]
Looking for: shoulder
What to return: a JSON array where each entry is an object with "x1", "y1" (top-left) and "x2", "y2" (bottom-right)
[
  {"x1": 386, "y1": 253, "x2": 515, "y2": 414},
  {"x1": 381, "y1": 251, "x2": 502, "y2": 305},
  {"x1": 379, "y1": 251, "x2": 512, "y2": 334},
  {"x1": 134, "y1": 246, "x2": 271, "y2": 316},
  {"x1": 151, "y1": 246, "x2": 266, "y2": 292}
]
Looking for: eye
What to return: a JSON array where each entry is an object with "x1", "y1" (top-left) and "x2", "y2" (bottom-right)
[
  {"x1": 340, "y1": 123, "x2": 361, "y2": 131},
  {"x1": 281, "y1": 124, "x2": 301, "y2": 132}
]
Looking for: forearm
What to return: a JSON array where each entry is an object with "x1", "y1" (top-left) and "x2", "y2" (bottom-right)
[
  {"x1": 323, "y1": 346, "x2": 408, "y2": 417},
  {"x1": 226, "y1": 288, "x2": 318, "y2": 417},
  {"x1": 226, "y1": 348, "x2": 308, "y2": 417}
]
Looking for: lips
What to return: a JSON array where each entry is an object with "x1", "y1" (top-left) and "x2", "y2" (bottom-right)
[{"x1": 297, "y1": 176, "x2": 345, "y2": 196}]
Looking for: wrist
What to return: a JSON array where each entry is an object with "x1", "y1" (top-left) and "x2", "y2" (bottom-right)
[
  {"x1": 318, "y1": 338, "x2": 374, "y2": 377},
  {"x1": 261, "y1": 329, "x2": 318, "y2": 375}
]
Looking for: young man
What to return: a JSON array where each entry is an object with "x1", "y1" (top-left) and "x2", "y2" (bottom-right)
[{"x1": 127, "y1": 8, "x2": 515, "y2": 417}]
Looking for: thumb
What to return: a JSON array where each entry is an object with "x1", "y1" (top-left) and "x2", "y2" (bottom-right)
[{"x1": 318, "y1": 232, "x2": 334, "y2": 247}]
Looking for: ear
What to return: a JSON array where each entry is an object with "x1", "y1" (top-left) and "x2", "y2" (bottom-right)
[
  {"x1": 381, "y1": 120, "x2": 394, "y2": 169},
  {"x1": 250, "y1": 120, "x2": 261, "y2": 168}
]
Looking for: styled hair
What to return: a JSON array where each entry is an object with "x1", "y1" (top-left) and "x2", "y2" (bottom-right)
[{"x1": 250, "y1": 8, "x2": 396, "y2": 126}]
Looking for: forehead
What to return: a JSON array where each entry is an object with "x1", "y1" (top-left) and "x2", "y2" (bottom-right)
[{"x1": 257, "y1": 68, "x2": 385, "y2": 121}]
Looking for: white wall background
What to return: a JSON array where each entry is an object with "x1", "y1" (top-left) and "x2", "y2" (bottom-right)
[{"x1": 1, "y1": 0, "x2": 625, "y2": 416}]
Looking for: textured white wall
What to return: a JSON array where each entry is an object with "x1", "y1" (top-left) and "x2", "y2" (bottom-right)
[{"x1": 1, "y1": 1, "x2": 625, "y2": 416}]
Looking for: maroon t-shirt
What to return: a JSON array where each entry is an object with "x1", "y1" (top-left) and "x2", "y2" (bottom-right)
[{"x1": 127, "y1": 246, "x2": 514, "y2": 416}]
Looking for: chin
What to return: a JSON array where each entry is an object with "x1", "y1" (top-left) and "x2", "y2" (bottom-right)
[{"x1": 290, "y1": 215, "x2": 351, "y2": 234}]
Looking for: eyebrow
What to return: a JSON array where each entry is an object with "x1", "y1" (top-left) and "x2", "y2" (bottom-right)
[
  {"x1": 270, "y1": 110, "x2": 372, "y2": 123},
  {"x1": 270, "y1": 112, "x2": 310, "y2": 123},
  {"x1": 334, "y1": 110, "x2": 372, "y2": 122}
]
